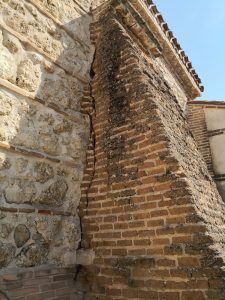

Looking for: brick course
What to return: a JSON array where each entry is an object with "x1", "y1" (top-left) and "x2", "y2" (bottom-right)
[
  {"x1": 187, "y1": 104, "x2": 214, "y2": 175},
  {"x1": 0, "y1": 267, "x2": 82, "y2": 300}
]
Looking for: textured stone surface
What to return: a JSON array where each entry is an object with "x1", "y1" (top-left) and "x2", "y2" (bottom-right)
[
  {"x1": 16, "y1": 242, "x2": 48, "y2": 267},
  {"x1": 14, "y1": 224, "x2": 30, "y2": 248},
  {"x1": 0, "y1": 150, "x2": 84, "y2": 211},
  {"x1": 35, "y1": 0, "x2": 93, "y2": 43},
  {"x1": 0, "y1": 0, "x2": 93, "y2": 273},
  {"x1": 0, "y1": 242, "x2": 15, "y2": 268},
  {"x1": 0, "y1": 0, "x2": 93, "y2": 77},
  {"x1": 0, "y1": 90, "x2": 89, "y2": 157},
  {"x1": 38, "y1": 179, "x2": 68, "y2": 206},
  {"x1": 0, "y1": 28, "x2": 87, "y2": 111},
  {"x1": 0, "y1": 45, "x2": 16, "y2": 83},
  {"x1": 0, "y1": 223, "x2": 13, "y2": 239},
  {"x1": 4, "y1": 179, "x2": 36, "y2": 204},
  {"x1": 0, "y1": 212, "x2": 81, "y2": 268},
  {"x1": 35, "y1": 161, "x2": 54, "y2": 183}
]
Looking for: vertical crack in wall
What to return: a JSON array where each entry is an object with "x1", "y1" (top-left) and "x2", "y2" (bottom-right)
[{"x1": 85, "y1": 49, "x2": 97, "y2": 212}]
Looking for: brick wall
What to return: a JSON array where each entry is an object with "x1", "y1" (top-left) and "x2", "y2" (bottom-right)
[
  {"x1": 187, "y1": 103, "x2": 214, "y2": 175},
  {"x1": 0, "y1": 267, "x2": 83, "y2": 300},
  {"x1": 78, "y1": 2, "x2": 225, "y2": 299}
]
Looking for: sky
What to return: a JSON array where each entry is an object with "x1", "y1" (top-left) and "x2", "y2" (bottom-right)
[{"x1": 153, "y1": 0, "x2": 225, "y2": 100}]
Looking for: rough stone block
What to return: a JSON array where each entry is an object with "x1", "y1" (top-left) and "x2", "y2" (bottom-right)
[
  {"x1": 0, "y1": 0, "x2": 92, "y2": 77},
  {"x1": 0, "y1": 29, "x2": 85, "y2": 111},
  {"x1": 0, "y1": 150, "x2": 84, "y2": 211},
  {"x1": 35, "y1": 0, "x2": 93, "y2": 44},
  {"x1": 0, "y1": 212, "x2": 81, "y2": 268},
  {"x1": 0, "y1": 89, "x2": 89, "y2": 159}
]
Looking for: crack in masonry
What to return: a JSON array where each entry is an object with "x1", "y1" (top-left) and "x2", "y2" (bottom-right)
[
  {"x1": 84, "y1": 51, "x2": 97, "y2": 213},
  {"x1": 78, "y1": 46, "x2": 97, "y2": 250},
  {"x1": 85, "y1": 50, "x2": 97, "y2": 213}
]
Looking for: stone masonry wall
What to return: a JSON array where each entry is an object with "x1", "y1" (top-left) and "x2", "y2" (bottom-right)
[
  {"x1": 79, "y1": 1, "x2": 225, "y2": 299},
  {"x1": 0, "y1": 0, "x2": 94, "y2": 298}
]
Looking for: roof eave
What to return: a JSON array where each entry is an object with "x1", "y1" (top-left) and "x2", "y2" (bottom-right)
[{"x1": 129, "y1": 0, "x2": 202, "y2": 99}]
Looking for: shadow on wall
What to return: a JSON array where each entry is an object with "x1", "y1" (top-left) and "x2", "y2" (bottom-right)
[{"x1": 0, "y1": 0, "x2": 94, "y2": 270}]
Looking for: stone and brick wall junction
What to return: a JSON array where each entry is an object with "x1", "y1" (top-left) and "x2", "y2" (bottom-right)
[{"x1": 1, "y1": 0, "x2": 225, "y2": 299}]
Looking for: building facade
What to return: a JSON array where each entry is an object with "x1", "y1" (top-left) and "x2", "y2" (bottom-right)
[{"x1": 0, "y1": 0, "x2": 225, "y2": 299}]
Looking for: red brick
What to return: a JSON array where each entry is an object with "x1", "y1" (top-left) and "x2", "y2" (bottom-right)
[
  {"x1": 122, "y1": 230, "x2": 138, "y2": 238},
  {"x1": 172, "y1": 235, "x2": 192, "y2": 244},
  {"x1": 106, "y1": 288, "x2": 121, "y2": 296},
  {"x1": 147, "y1": 248, "x2": 164, "y2": 255},
  {"x1": 54, "y1": 290, "x2": 71, "y2": 297},
  {"x1": 182, "y1": 291, "x2": 205, "y2": 300},
  {"x1": 178, "y1": 257, "x2": 200, "y2": 267},
  {"x1": 151, "y1": 210, "x2": 168, "y2": 218},
  {"x1": 138, "y1": 229, "x2": 155, "y2": 237},
  {"x1": 153, "y1": 238, "x2": 170, "y2": 245},
  {"x1": 129, "y1": 221, "x2": 145, "y2": 228},
  {"x1": 166, "y1": 216, "x2": 185, "y2": 225},
  {"x1": 128, "y1": 248, "x2": 146, "y2": 255},
  {"x1": 134, "y1": 239, "x2": 151, "y2": 246},
  {"x1": 114, "y1": 223, "x2": 128, "y2": 230},
  {"x1": 112, "y1": 249, "x2": 127, "y2": 256},
  {"x1": 209, "y1": 278, "x2": 225, "y2": 288},
  {"x1": 117, "y1": 240, "x2": 133, "y2": 246},
  {"x1": 138, "y1": 290, "x2": 158, "y2": 299},
  {"x1": 133, "y1": 212, "x2": 150, "y2": 220},
  {"x1": 156, "y1": 227, "x2": 174, "y2": 236},
  {"x1": 147, "y1": 219, "x2": 164, "y2": 227},
  {"x1": 157, "y1": 259, "x2": 176, "y2": 267},
  {"x1": 122, "y1": 289, "x2": 138, "y2": 298}
]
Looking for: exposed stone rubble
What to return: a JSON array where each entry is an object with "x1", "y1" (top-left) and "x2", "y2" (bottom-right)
[
  {"x1": 0, "y1": 0, "x2": 94, "y2": 273},
  {"x1": 0, "y1": 0, "x2": 92, "y2": 77}
]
